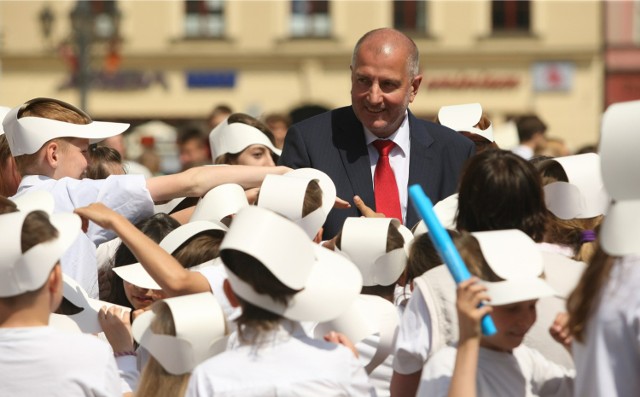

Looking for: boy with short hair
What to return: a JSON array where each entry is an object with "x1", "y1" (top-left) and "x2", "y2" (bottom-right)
[
  {"x1": 3, "y1": 97, "x2": 288, "y2": 297},
  {"x1": 0, "y1": 202, "x2": 122, "y2": 396}
]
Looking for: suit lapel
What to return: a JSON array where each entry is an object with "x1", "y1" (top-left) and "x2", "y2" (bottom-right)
[
  {"x1": 332, "y1": 107, "x2": 375, "y2": 209},
  {"x1": 407, "y1": 111, "x2": 440, "y2": 227}
]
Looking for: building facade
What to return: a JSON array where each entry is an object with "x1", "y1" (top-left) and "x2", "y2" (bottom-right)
[{"x1": 0, "y1": 0, "x2": 604, "y2": 150}]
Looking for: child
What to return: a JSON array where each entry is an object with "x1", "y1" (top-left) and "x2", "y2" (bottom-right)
[
  {"x1": 417, "y1": 230, "x2": 573, "y2": 397},
  {"x1": 567, "y1": 100, "x2": 640, "y2": 397},
  {"x1": 0, "y1": 198, "x2": 122, "y2": 396},
  {"x1": 3, "y1": 97, "x2": 289, "y2": 297},
  {"x1": 86, "y1": 145, "x2": 126, "y2": 179},
  {"x1": 185, "y1": 206, "x2": 373, "y2": 396},
  {"x1": 210, "y1": 113, "x2": 280, "y2": 166},
  {"x1": 132, "y1": 293, "x2": 228, "y2": 397}
]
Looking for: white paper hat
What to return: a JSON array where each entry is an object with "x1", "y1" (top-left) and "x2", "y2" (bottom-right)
[
  {"x1": 543, "y1": 153, "x2": 609, "y2": 220},
  {"x1": 338, "y1": 218, "x2": 409, "y2": 286},
  {"x1": 62, "y1": 274, "x2": 131, "y2": 334},
  {"x1": 472, "y1": 229, "x2": 556, "y2": 306},
  {"x1": 132, "y1": 292, "x2": 227, "y2": 375},
  {"x1": 313, "y1": 294, "x2": 398, "y2": 373},
  {"x1": 412, "y1": 193, "x2": 459, "y2": 236},
  {"x1": 115, "y1": 220, "x2": 227, "y2": 290},
  {"x1": 599, "y1": 100, "x2": 640, "y2": 255},
  {"x1": 190, "y1": 183, "x2": 249, "y2": 223},
  {"x1": 209, "y1": 118, "x2": 281, "y2": 161},
  {"x1": 3, "y1": 98, "x2": 129, "y2": 156},
  {"x1": 0, "y1": 106, "x2": 11, "y2": 135},
  {"x1": 438, "y1": 103, "x2": 494, "y2": 142},
  {"x1": 0, "y1": 210, "x2": 81, "y2": 297},
  {"x1": 257, "y1": 168, "x2": 336, "y2": 239},
  {"x1": 221, "y1": 206, "x2": 362, "y2": 322},
  {"x1": 10, "y1": 190, "x2": 55, "y2": 215}
]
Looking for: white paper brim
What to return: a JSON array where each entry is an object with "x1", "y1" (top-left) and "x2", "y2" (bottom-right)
[
  {"x1": 190, "y1": 184, "x2": 248, "y2": 223},
  {"x1": 6, "y1": 111, "x2": 128, "y2": 156},
  {"x1": 601, "y1": 200, "x2": 640, "y2": 256},
  {"x1": 10, "y1": 190, "x2": 55, "y2": 215},
  {"x1": 482, "y1": 278, "x2": 556, "y2": 306},
  {"x1": 226, "y1": 244, "x2": 362, "y2": 322},
  {"x1": 159, "y1": 220, "x2": 227, "y2": 254},
  {"x1": 112, "y1": 263, "x2": 161, "y2": 290}
]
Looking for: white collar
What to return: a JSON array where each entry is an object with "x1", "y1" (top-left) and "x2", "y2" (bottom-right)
[{"x1": 363, "y1": 111, "x2": 410, "y2": 156}]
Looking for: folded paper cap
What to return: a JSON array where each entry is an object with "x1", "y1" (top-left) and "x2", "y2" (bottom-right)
[
  {"x1": 0, "y1": 106, "x2": 11, "y2": 135},
  {"x1": 209, "y1": 118, "x2": 281, "y2": 161},
  {"x1": 257, "y1": 168, "x2": 336, "y2": 239},
  {"x1": 313, "y1": 294, "x2": 398, "y2": 373},
  {"x1": 599, "y1": 100, "x2": 640, "y2": 255},
  {"x1": 221, "y1": 206, "x2": 362, "y2": 322},
  {"x1": 338, "y1": 217, "x2": 411, "y2": 286},
  {"x1": 412, "y1": 193, "x2": 458, "y2": 236},
  {"x1": 10, "y1": 190, "x2": 55, "y2": 214},
  {"x1": 0, "y1": 209, "x2": 80, "y2": 297},
  {"x1": 132, "y1": 292, "x2": 227, "y2": 375},
  {"x1": 190, "y1": 183, "x2": 249, "y2": 223},
  {"x1": 3, "y1": 98, "x2": 129, "y2": 156},
  {"x1": 115, "y1": 220, "x2": 227, "y2": 290},
  {"x1": 112, "y1": 263, "x2": 161, "y2": 290},
  {"x1": 62, "y1": 274, "x2": 131, "y2": 334},
  {"x1": 471, "y1": 229, "x2": 556, "y2": 306},
  {"x1": 438, "y1": 103, "x2": 494, "y2": 142},
  {"x1": 544, "y1": 153, "x2": 609, "y2": 220}
]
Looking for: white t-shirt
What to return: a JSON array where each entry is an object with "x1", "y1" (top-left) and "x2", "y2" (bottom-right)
[
  {"x1": 186, "y1": 321, "x2": 375, "y2": 397},
  {"x1": 393, "y1": 250, "x2": 583, "y2": 374},
  {"x1": 418, "y1": 345, "x2": 574, "y2": 397},
  {"x1": 572, "y1": 254, "x2": 640, "y2": 397},
  {"x1": 357, "y1": 334, "x2": 393, "y2": 397},
  {"x1": 0, "y1": 326, "x2": 121, "y2": 396},
  {"x1": 194, "y1": 264, "x2": 240, "y2": 321},
  {"x1": 12, "y1": 174, "x2": 154, "y2": 298}
]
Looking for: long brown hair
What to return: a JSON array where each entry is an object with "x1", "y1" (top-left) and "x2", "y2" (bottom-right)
[
  {"x1": 567, "y1": 246, "x2": 616, "y2": 342},
  {"x1": 0, "y1": 135, "x2": 21, "y2": 196},
  {"x1": 136, "y1": 301, "x2": 190, "y2": 397}
]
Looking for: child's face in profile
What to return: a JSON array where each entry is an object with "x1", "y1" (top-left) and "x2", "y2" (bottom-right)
[
  {"x1": 123, "y1": 281, "x2": 165, "y2": 310},
  {"x1": 55, "y1": 138, "x2": 90, "y2": 179},
  {"x1": 480, "y1": 299, "x2": 538, "y2": 352}
]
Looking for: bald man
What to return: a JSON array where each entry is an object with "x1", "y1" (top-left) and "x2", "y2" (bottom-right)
[{"x1": 280, "y1": 28, "x2": 474, "y2": 239}]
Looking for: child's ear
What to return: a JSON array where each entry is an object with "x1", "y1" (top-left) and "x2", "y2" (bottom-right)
[
  {"x1": 44, "y1": 141, "x2": 60, "y2": 169},
  {"x1": 48, "y1": 264, "x2": 64, "y2": 312},
  {"x1": 223, "y1": 279, "x2": 240, "y2": 308}
]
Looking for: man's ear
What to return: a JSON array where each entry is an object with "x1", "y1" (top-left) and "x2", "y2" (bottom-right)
[
  {"x1": 409, "y1": 74, "x2": 423, "y2": 102},
  {"x1": 223, "y1": 279, "x2": 240, "y2": 308}
]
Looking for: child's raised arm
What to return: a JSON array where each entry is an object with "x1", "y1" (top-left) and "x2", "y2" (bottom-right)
[
  {"x1": 448, "y1": 278, "x2": 492, "y2": 397},
  {"x1": 145, "y1": 165, "x2": 290, "y2": 202},
  {"x1": 75, "y1": 203, "x2": 211, "y2": 296}
]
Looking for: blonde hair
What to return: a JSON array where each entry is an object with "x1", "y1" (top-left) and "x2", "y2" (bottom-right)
[{"x1": 136, "y1": 301, "x2": 191, "y2": 397}]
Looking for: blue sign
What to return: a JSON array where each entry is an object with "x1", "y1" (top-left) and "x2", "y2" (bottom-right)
[{"x1": 187, "y1": 71, "x2": 236, "y2": 88}]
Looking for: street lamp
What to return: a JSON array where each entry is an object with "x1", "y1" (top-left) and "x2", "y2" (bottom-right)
[{"x1": 69, "y1": 0, "x2": 93, "y2": 111}]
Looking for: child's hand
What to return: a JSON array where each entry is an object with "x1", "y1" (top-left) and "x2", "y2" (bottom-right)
[
  {"x1": 98, "y1": 305, "x2": 134, "y2": 354},
  {"x1": 549, "y1": 312, "x2": 572, "y2": 351},
  {"x1": 244, "y1": 187, "x2": 260, "y2": 205},
  {"x1": 353, "y1": 195, "x2": 385, "y2": 218},
  {"x1": 456, "y1": 278, "x2": 492, "y2": 342},
  {"x1": 74, "y1": 203, "x2": 120, "y2": 230},
  {"x1": 324, "y1": 331, "x2": 359, "y2": 358}
]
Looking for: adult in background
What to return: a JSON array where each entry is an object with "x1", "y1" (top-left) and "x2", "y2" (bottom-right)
[{"x1": 280, "y1": 28, "x2": 474, "y2": 239}]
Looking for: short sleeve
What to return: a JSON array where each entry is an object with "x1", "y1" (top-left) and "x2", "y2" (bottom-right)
[
  {"x1": 392, "y1": 287, "x2": 432, "y2": 374},
  {"x1": 415, "y1": 347, "x2": 455, "y2": 397}
]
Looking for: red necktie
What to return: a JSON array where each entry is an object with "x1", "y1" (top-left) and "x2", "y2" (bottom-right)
[{"x1": 373, "y1": 140, "x2": 402, "y2": 222}]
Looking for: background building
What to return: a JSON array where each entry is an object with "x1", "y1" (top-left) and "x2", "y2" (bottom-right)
[{"x1": 0, "y1": 0, "x2": 605, "y2": 151}]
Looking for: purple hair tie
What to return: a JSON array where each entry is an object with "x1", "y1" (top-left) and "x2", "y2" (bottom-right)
[{"x1": 581, "y1": 230, "x2": 597, "y2": 243}]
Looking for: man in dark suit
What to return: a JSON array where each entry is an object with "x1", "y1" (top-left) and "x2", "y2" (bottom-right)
[{"x1": 280, "y1": 28, "x2": 474, "y2": 239}]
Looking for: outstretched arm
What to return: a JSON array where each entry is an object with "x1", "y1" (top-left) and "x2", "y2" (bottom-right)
[
  {"x1": 448, "y1": 278, "x2": 492, "y2": 397},
  {"x1": 146, "y1": 165, "x2": 290, "y2": 202},
  {"x1": 75, "y1": 203, "x2": 211, "y2": 296}
]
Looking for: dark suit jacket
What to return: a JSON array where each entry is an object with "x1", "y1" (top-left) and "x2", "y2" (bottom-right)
[{"x1": 279, "y1": 106, "x2": 475, "y2": 239}]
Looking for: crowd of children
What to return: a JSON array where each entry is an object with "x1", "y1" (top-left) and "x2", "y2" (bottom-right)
[{"x1": 0, "y1": 92, "x2": 638, "y2": 397}]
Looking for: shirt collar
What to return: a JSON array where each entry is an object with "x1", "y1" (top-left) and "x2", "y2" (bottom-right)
[{"x1": 363, "y1": 111, "x2": 410, "y2": 156}]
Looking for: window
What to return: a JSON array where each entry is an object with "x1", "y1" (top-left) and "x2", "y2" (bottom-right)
[
  {"x1": 492, "y1": 0, "x2": 530, "y2": 33},
  {"x1": 185, "y1": 0, "x2": 225, "y2": 38},
  {"x1": 393, "y1": 0, "x2": 427, "y2": 34},
  {"x1": 290, "y1": 0, "x2": 331, "y2": 38}
]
